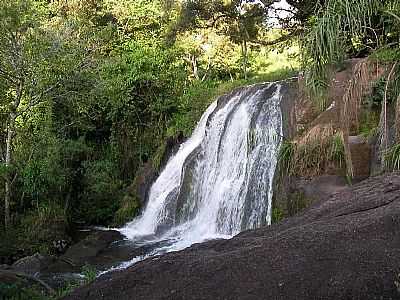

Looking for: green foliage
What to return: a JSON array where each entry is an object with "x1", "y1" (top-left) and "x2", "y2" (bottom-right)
[
  {"x1": 0, "y1": 203, "x2": 68, "y2": 260},
  {"x1": 81, "y1": 264, "x2": 97, "y2": 284},
  {"x1": 152, "y1": 143, "x2": 167, "y2": 171},
  {"x1": 271, "y1": 207, "x2": 285, "y2": 224},
  {"x1": 175, "y1": 0, "x2": 298, "y2": 79},
  {"x1": 176, "y1": 28, "x2": 242, "y2": 80},
  {"x1": 252, "y1": 43, "x2": 300, "y2": 75},
  {"x1": 78, "y1": 159, "x2": 123, "y2": 224},
  {"x1": 287, "y1": 191, "x2": 311, "y2": 217},
  {"x1": 104, "y1": 0, "x2": 171, "y2": 42},
  {"x1": 20, "y1": 140, "x2": 65, "y2": 202},
  {"x1": 330, "y1": 133, "x2": 346, "y2": 165},
  {"x1": 18, "y1": 203, "x2": 68, "y2": 254},
  {"x1": 53, "y1": 280, "x2": 80, "y2": 299},
  {"x1": 113, "y1": 193, "x2": 140, "y2": 226},
  {"x1": 278, "y1": 141, "x2": 295, "y2": 177},
  {"x1": 301, "y1": 0, "x2": 400, "y2": 109},
  {"x1": 302, "y1": 0, "x2": 384, "y2": 108},
  {"x1": 384, "y1": 143, "x2": 400, "y2": 171},
  {"x1": 370, "y1": 49, "x2": 400, "y2": 63},
  {"x1": 278, "y1": 131, "x2": 346, "y2": 178},
  {"x1": 168, "y1": 68, "x2": 297, "y2": 136},
  {"x1": 0, "y1": 282, "x2": 49, "y2": 300},
  {"x1": 101, "y1": 40, "x2": 186, "y2": 177},
  {"x1": 358, "y1": 109, "x2": 380, "y2": 138}
]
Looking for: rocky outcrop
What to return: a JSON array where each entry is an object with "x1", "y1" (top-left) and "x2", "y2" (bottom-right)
[
  {"x1": 275, "y1": 175, "x2": 349, "y2": 218},
  {"x1": 64, "y1": 173, "x2": 400, "y2": 300},
  {"x1": 11, "y1": 253, "x2": 56, "y2": 276},
  {"x1": 349, "y1": 135, "x2": 371, "y2": 181},
  {"x1": 43, "y1": 230, "x2": 124, "y2": 275},
  {"x1": 279, "y1": 78, "x2": 298, "y2": 140},
  {"x1": 274, "y1": 60, "x2": 384, "y2": 220}
]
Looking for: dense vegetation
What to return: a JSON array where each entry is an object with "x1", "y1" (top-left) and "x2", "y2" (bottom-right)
[
  {"x1": 0, "y1": 0, "x2": 398, "y2": 258},
  {"x1": 0, "y1": 0, "x2": 399, "y2": 298},
  {"x1": 0, "y1": 0, "x2": 299, "y2": 260}
]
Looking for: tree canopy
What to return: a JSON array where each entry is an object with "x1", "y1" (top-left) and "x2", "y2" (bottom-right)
[{"x1": 3, "y1": 0, "x2": 399, "y2": 279}]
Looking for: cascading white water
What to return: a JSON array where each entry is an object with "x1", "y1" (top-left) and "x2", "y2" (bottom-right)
[{"x1": 120, "y1": 82, "x2": 283, "y2": 253}]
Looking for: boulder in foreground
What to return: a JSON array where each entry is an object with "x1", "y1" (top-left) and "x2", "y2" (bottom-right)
[{"x1": 64, "y1": 174, "x2": 400, "y2": 300}]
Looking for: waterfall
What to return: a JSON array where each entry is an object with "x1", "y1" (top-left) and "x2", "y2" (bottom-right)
[{"x1": 120, "y1": 82, "x2": 283, "y2": 253}]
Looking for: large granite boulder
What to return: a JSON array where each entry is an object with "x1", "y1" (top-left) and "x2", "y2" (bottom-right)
[
  {"x1": 43, "y1": 230, "x2": 124, "y2": 275},
  {"x1": 64, "y1": 173, "x2": 400, "y2": 300},
  {"x1": 11, "y1": 253, "x2": 56, "y2": 276}
]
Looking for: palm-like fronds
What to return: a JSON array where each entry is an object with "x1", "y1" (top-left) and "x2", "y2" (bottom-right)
[
  {"x1": 302, "y1": 0, "x2": 381, "y2": 108},
  {"x1": 385, "y1": 11, "x2": 400, "y2": 23}
]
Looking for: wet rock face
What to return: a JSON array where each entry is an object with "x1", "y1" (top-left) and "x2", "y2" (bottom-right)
[
  {"x1": 348, "y1": 135, "x2": 371, "y2": 181},
  {"x1": 65, "y1": 174, "x2": 400, "y2": 300},
  {"x1": 11, "y1": 253, "x2": 56, "y2": 276},
  {"x1": 273, "y1": 175, "x2": 349, "y2": 219},
  {"x1": 43, "y1": 230, "x2": 124, "y2": 275}
]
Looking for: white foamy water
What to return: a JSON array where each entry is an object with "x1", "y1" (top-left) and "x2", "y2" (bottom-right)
[{"x1": 119, "y1": 82, "x2": 283, "y2": 258}]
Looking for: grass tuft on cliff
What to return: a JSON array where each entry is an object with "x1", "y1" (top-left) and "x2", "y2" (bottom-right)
[{"x1": 278, "y1": 127, "x2": 346, "y2": 178}]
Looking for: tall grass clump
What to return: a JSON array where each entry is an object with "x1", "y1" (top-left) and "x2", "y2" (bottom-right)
[
  {"x1": 278, "y1": 126, "x2": 346, "y2": 178},
  {"x1": 278, "y1": 141, "x2": 295, "y2": 177},
  {"x1": 384, "y1": 143, "x2": 400, "y2": 171}
]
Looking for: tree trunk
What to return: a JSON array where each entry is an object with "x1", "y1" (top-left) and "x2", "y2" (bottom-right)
[
  {"x1": 241, "y1": 40, "x2": 248, "y2": 80},
  {"x1": 191, "y1": 54, "x2": 199, "y2": 80},
  {"x1": 4, "y1": 114, "x2": 15, "y2": 229}
]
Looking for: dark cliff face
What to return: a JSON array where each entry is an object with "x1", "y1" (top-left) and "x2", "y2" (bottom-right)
[
  {"x1": 64, "y1": 173, "x2": 400, "y2": 300},
  {"x1": 279, "y1": 78, "x2": 298, "y2": 141}
]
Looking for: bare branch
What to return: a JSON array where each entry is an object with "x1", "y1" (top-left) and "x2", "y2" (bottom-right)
[
  {"x1": 250, "y1": 29, "x2": 301, "y2": 47},
  {"x1": 270, "y1": 7, "x2": 296, "y2": 15},
  {"x1": 16, "y1": 82, "x2": 60, "y2": 117},
  {"x1": 0, "y1": 67, "x2": 20, "y2": 84}
]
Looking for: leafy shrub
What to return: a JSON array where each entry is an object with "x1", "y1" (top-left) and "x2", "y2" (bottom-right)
[
  {"x1": 358, "y1": 109, "x2": 380, "y2": 138},
  {"x1": 271, "y1": 207, "x2": 285, "y2": 224},
  {"x1": 278, "y1": 141, "x2": 295, "y2": 177},
  {"x1": 0, "y1": 282, "x2": 49, "y2": 300},
  {"x1": 78, "y1": 159, "x2": 123, "y2": 224},
  {"x1": 0, "y1": 203, "x2": 68, "y2": 261},
  {"x1": 18, "y1": 203, "x2": 68, "y2": 254}
]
